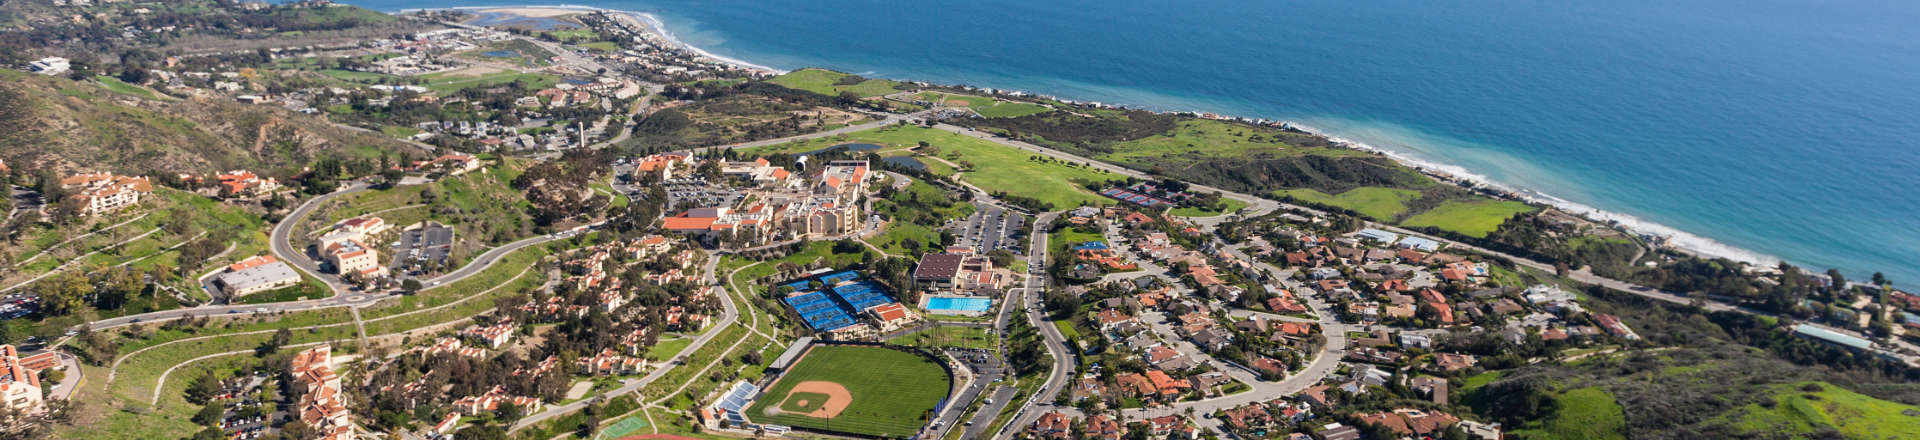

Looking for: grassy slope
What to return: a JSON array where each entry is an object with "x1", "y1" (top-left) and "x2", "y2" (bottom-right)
[
  {"x1": 1727, "y1": 382, "x2": 1920, "y2": 439},
  {"x1": 0, "y1": 69, "x2": 413, "y2": 175},
  {"x1": 1511, "y1": 387, "x2": 1629, "y2": 440},
  {"x1": 766, "y1": 68, "x2": 903, "y2": 98},
  {"x1": 1278, "y1": 187, "x2": 1422, "y2": 220},
  {"x1": 745, "y1": 345, "x2": 950, "y2": 437},
  {"x1": 1398, "y1": 199, "x2": 1538, "y2": 238}
]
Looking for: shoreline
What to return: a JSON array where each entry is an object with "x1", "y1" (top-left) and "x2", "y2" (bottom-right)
[{"x1": 421, "y1": 4, "x2": 1780, "y2": 270}]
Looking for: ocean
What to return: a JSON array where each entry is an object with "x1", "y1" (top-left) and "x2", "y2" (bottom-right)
[{"x1": 342, "y1": 0, "x2": 1920, "y2": 282}]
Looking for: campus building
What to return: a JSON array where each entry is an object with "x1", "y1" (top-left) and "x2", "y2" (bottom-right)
[
  {"x1": 215, "y1": 255, "x2": 303, "y2": 297},
  {"x1": 291, "y1": 346, "x2": 352, "y2": 440},
  {"x1": 60, "y1": 172, "x2": 154, "y2": 216},
  {"x1": 0, "y1": 345, "x2": 44, "y2": 416}
]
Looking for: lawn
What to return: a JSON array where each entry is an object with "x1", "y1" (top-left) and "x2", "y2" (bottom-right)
[
  {"x1": 1399, "y1": 199, "x2": 1538, "y2": 237},
  {"x1": 646, "y1": 337, "x2": 693, "y2": 362},
  {"x1": 419, "y1": 70, "x2": 559, "y2": 93},
  {"x1": 1103, "y1": 119, "x2": 1370, "y2": 165},
  {"x1": 1511, "y1": 387, "x2": 1627, "y2": 440},
  {"x1": 885, "y1": 326, "x2": 995, "y2": 350},
  {"x1": 745, "y1": 125, "x2": 1122, "y2": 209},
  {"x1": 1728, "y1": 381, "x2": 1920, "y2": 439},
  {"x1": 910, "y1": 92, "x2": 1051, "y2": 118},
  {"x1": 1168, "y1": 197, "x2": 1248, "y2": 217},
  {"x1": 1048, "y1": 227, "x2": 1106, "y2": 259},
  {"x1": 746, "y1": 345, "x2": 951, "y2": 437},
  {"x1": 765, "y1": 68, "x2": 903, "y2": 98},
  {"x1": 93, "y1": 75, "x2": 159, "y2": 99},
  {"x1": 1277, "y1": 186, "x2": 1422, "y2": 220},
  {"x1": 580, "y1": 41, "x2": 622, "y2": 52}
]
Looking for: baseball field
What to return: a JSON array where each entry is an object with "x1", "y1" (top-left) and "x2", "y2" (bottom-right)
[{"x1": 746, "y1": 345, "x2": 952, "y2": 437}]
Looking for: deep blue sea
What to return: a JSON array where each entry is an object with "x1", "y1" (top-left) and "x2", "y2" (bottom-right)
[{"x1": 344, "y1": 0, "x2": 1920, "y2": 282}]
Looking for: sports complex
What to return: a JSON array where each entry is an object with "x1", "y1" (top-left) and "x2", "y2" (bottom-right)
[
  {"x1": 778, "y1": 269, "x2": 905, "y2": 333},
  {"x1": 739, "y1": 340, "x2": 953, "y2": 438}
]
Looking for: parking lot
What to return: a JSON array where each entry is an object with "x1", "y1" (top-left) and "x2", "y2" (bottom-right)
[
  {"x1": 949, "y1": 204, "x2": 1026, "y2": 254},
  {"x1": 0, "y1": 294, "x2": 40, "y2": 320},
  {"x1": 390, "y1": 222, "x2": 456, "y2": 275},
  {"x1": 661, "y1": 177, "x2": 742, "y2": 209}
]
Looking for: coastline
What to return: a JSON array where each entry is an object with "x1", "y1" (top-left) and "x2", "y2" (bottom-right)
[{"x1": 429, "y1": 4, "x2": 1779, "y2": 270}]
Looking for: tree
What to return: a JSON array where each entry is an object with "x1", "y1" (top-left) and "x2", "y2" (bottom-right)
[
  {"x1": 402, "y1": 278, "x2": 424, "y2": 293},
  {"x1": 185, "y1": 373, "x2": 220, "y2": 405},
  {"x1": 36, "y1": 271, "x2": 91, "y2": 316},
  {"x1": 192, "y1": 402, "x2": 224, "y2": 426}
]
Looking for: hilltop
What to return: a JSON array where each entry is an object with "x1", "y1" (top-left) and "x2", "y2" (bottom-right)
[{"x1": 0, "y1": 70, "x2": 419, "y2": 176}]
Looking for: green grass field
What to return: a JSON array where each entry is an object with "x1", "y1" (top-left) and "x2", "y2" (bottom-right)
[
  {"x1": 746, "y1": 345, "x2": 951, "y2": 437},
  {"x1": 766, "y1": 68, "x2": 904, "y2": 98},
  {"x1": 1727, "y1": 381, "x2": 1920, "y2": 439},
  {"x1": 1168, "y1": 197, "x2": 1248, "y2": 217},
  {"x1": 1510, "y1": 387, "x2": 1628, "y2": 440},
  {"x1": 1103, "y1": 119, "x2": 1370, "y2": 165},
  {"x1": 1277, "y1": 186, "x2": 1422, "y2": 220},
  {"x1": 885, "y1": 326, "x2": 995, "y2": 350},
  {"x1": 745, "y1": 125, "x2": 1121, "y2": 209},
  {"x1": 419, "y1": 70, "x2": 559, "y2": 93},
  {"x1": 1399, "y1": 199, "x2": 1538, "y2": 237},
  {"x1": 910, "y1": 92, "x2": 1051, "y2": 118},
  {"x1": 93, "y1": 76, "x2": 159, "y2": 99}
]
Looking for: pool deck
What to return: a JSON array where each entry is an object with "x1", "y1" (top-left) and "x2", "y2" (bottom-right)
[{"x1": 919, "y1": 294, "x2": 993, "y2": 317}]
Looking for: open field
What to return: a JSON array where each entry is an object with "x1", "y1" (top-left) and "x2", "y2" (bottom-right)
[
  {"x1": 1726, "y1": 381, "x2": 1920, "y2": 439},
  {"x1": 746, "y1": 345, "x2": 950, "y2": 437},
  {"x1": 745, "y1": 125, "x2": 1121, "y2": 209},
  {"x1": 1168, "y1": 196, "x2": 1248, "y2": 217},
  {"x1": 766, "y1": 68, "x2": 904, "y2": 98},
  {"x1": 1277, "y1": 186, "x2": 1422, "y2": 220},
  {"x1": 418, "y1": 67, "x2": 559, "y2": 93},
  {"x1": 885, "y1": 326, "x2": 995, "y2": 350},
  {"x1": 1399, "y1": 199, "x2": 1538, "y2": 237},
  {"x1": 909, "y1": 92, "x2": 1051, "y2": 118},
  {"x1": 1103, "y1": 119, "x2": 1369, "y2": 165},
  {"x1": 1509, "y1": 386, "x2": 1628, "y2": 440}
]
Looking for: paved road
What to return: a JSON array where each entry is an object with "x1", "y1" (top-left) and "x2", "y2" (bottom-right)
[
  {"x1": 963, "y1": 386, "x2": 1018, "y2": 439},
  {"x1": 74, "y1": 183, "x2": 597, "y2": 332},
  {"x1": 997, "y1": 212, "x2": 1077, "y2": 439}
]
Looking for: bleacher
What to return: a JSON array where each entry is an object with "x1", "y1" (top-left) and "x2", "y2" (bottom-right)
[{"x1": 715, "y1": 381, "x2": 759, "y2": 414}]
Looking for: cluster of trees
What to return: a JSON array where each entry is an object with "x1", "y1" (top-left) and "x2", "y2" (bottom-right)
[{"x1": 512, "y1": 152, "x2": 612, "y2": 226}]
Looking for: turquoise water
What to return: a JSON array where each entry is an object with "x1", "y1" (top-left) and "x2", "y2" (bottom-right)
[
  {"x1": 349, "y1": 0, "x2": 1920, "y2": 281},
  {"x1": 925, "y1": 296, "x2": 992, "y2": 314}
]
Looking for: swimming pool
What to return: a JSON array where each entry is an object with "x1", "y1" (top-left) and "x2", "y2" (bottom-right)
[{"x1": 924, "y1": 296, "x2": 993, "y2": 314}]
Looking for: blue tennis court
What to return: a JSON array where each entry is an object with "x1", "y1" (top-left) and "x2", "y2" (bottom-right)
[
  {"x1": 819, "y1": 270, "x2": 861, "y2": 285},
  {"x1": 831, "y1": 280, "x2": 895, "y2": 311},
  {"x1": 784, "y1": 291, "x2": 856, "y2": 331}
]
